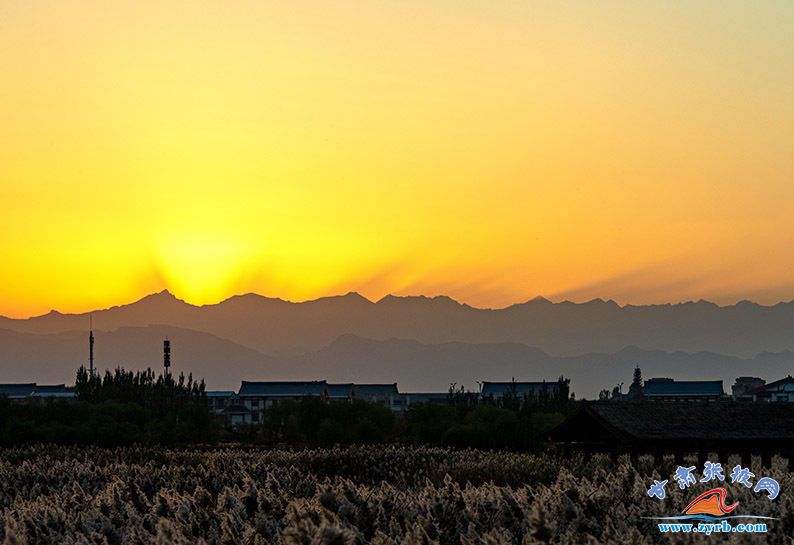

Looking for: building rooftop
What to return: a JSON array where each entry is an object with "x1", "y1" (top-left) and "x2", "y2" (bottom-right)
[
  {"x1": 352, "y1": 383, "x2": 399, "y2": 396},
  {"x1": 644, "y1": 379, "x2": 723, "y2": 397},
  {"x1": 35, "y1": 384, "x2": 68, "y2": 394},
  {"x1": 205, "y1": 391, "x2": 236, "y2": 398},
  {"x1": 327, "y1": 383, "x2": 354, "y2": 398},
  {"x1": 238, "y1": 381, "x2": 328, "y2": 397},
  {"x1": 550, "y1": 402, "x2": 794, "y2": 442},
  {"x1": 0, "y1": 383, "x2": 37, "y2": 399},
  {"x1": 749, "y1": 375, "x2": 794, "y2": 394}
]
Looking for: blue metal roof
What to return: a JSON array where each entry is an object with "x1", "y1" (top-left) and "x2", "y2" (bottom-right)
[
  {"x1": 35, "y1": 384, "x2": 67, "y2": 394},
  {"x1": 205, "y1": 390, "x2": 236, "y2": 398},
  {"x1": 327, "y1": 383, "x2": 354, "y2": 398},
  {"x1": 352, "y1": 384, "x2": 398, "y2": 396},
  {"x1": 644, "y1": 379, "x2": 723, "y2": 397},
  {"x1": 0, "y1": 383, "x2": 36, "y2": 398},
  {"x1": 238, "y1": 381, "x2": 328, "y2": 397},
  {"x1": 481, "y1": 381, "x2": 558, "y2": 396}
]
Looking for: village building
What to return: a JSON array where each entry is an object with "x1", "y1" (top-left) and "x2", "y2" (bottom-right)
[
  {"x1": 748, "y1": 375, "x2": 794, "y2": 402},
  {"x1": 643, "y1": 378, "x2": 724, "y2": 402},
  {"x1": 221, "y1": 402, "x2": 251, "y2": 427},
  {"x1": 0, "y1": 383, "x2": 37, "y2": 401},
  {"x1": 30, "y1": 384, "x2": 76, "y2": 400},
  {"x1": 0, "y1": 383, "x2": 75, "y2": 401},
  {"x1": 327, "y1": 383, "x2": 355, "y2": 401},
  {"x1": 352, "y1": 383, "x2": 401, "y2": 411},
  {"x1": 549, "y1": 401, "x2": 794, "y2": 469},
  {"x1": 205, "y1": 391, "x2": 237, "y2": 416},
  {"x1": 238, "y1": 381, "x2": 329, "y2": 424},
  {"x1": 203, "y1": 377, "x2": 575, "y2": 424}
]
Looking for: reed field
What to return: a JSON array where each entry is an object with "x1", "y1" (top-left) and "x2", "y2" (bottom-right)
[{"x1": 0, "y1": 446, "x2": 791, "y2": 544}]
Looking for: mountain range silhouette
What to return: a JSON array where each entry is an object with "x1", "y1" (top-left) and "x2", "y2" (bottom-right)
[{"x1": 2, "y1": 290, "x2": 794, "y2": 397}]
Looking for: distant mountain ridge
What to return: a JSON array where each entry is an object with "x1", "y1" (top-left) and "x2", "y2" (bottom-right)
[
  {"x1": 2, "y1": 290, "x2": 794, "y2": 358},
  {"x1": 2, "y1": 326, "x2": 794, "y2": 399},
  {"x1": 291, "y1": 335, "x2": 794, "y2": 399}
]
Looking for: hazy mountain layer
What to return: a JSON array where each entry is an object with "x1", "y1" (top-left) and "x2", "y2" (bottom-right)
[
  {"x1": 0, "y1": 325, "x2": 277, "y2": 388},
  {"x1": 2, "y1": 326, "x2": 793, "y2": 399},
  {"x1": 2, "y1": 291, "x2": 794, "y2": 358}
]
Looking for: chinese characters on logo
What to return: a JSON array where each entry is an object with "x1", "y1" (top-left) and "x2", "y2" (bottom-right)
[{"x1": 648, "y1": 462, "x2": 779, "y2": 501}]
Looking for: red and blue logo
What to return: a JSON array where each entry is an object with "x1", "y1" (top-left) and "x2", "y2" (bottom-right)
[{"x1": 646, "y1": 462, "x2": 779, "y2": 532}]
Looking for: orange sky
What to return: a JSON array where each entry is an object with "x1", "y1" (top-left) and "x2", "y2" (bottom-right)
[{"x1": 2, "y1": 1, "x2": 794, "y2": 318}]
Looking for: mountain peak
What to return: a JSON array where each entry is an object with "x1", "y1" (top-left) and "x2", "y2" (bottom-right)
[
  {"x1": 691, "y1": 299, "x2": 719, "y2": 308},
  {"x1": 375, "y1": 294, "x2": 461, "y2": 307},
  {"x1": 583, "y1": 298, "x2": 619, "y2": 307},
  {"x1": 133, "y1": 289, "x2": 187, "y2": 306},
  {"x1": 150, "y1": 289, "x2": 176, "y2": 299},
  {"x1": 342, "y1": 291, "x2": 370, "y2": 301},
  {"x1": 228, "y1": 292, "x2": 268, "y2": 301},
  {"x1": 308, "y1": 292, "x2": 373, "y2": 305}
]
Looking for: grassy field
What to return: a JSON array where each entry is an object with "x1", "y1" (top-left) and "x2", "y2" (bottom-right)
[{"x1": 0, "y1": 446, "x2": 791, "y2": 544}]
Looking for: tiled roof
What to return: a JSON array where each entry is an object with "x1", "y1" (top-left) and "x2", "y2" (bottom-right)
[
  {"x1": 644, "y1": 379, "x2": 723, "y2": 397},
  {"x1": 749, "y1": 375, "x2": 794, "y2": 394},
  {"x1": 205, "y1": 391, "x2": 236, "y2": 398},
  {"x1": 551, "y1": 402, "x2": 794, "y2": 441},
  {"x1": 353, "y1": 384, "x2": 399, "y2": 396},
  {"x1": 0, "y1": 383, "x2": 36, "y2": 398},
  {"x1": 35, "y1": 384, "x2": 67, "y2": 394},
  {"x1": 238, "y1": 381, "x2": 328, "y2": 397},
  {"x1": 327, "y1": 383, "x2": 354, "y2": 398}
]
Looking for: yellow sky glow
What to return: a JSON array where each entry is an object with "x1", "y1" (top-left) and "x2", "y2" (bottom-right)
[{"x1": 2, "y1": 1, "x2": 794, "y2": 318}]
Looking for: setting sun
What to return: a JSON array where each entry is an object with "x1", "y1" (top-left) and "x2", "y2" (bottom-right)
[
  {"x1": 155, "y1": 232, "x2": 252, "y2": 305},
  {"x1": 2, "y1": 1, "x2": 794, "y2": 317}
]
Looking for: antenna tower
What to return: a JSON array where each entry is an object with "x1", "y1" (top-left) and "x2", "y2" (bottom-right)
[{"x1": 89, "y1": 314, "x2": 94, "y2": 379}]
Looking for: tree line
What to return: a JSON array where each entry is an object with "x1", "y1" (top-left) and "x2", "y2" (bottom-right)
[
  {"x1": 0, "y1": 367, "x2": 218, "y2": 447},
  {"x1": 0, "y1": 369, "x2": 574, "y2": 451}
]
